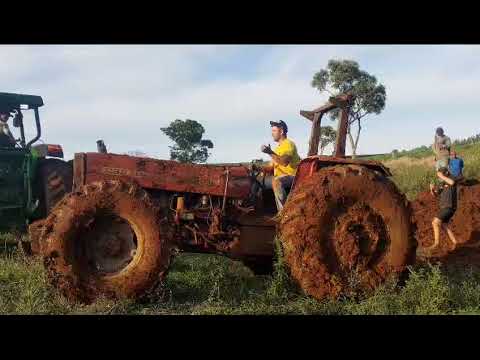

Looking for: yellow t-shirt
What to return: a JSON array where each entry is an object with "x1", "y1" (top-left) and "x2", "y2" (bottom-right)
[{"x1": 272, "y1": 138, "x2": 301, "y2": 177}]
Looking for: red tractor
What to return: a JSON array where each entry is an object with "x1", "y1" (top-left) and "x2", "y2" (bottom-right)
[{"x1": 31, "y1": 94, "x2": 416, "y2": 303}]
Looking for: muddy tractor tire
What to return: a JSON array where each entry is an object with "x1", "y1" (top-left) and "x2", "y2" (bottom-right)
[
  {"x1": 39, "y1": 180, "x2": 171, "y2": 304},
  {"x1": 278, "y1": 165, "x2": 416, "y2": 300}
]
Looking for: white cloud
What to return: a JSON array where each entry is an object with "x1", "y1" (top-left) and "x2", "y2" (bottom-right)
[{"x1": 1, "y1": 45, "x2": 479, "y2": 163}]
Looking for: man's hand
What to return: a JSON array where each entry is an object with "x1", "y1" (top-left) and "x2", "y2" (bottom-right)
[
  {"x1": 429, "y1": 183, "x2": 436, "y2": 196},
  {"x1": 261, "y1": 144, "x2": 274, "y2": 155}
]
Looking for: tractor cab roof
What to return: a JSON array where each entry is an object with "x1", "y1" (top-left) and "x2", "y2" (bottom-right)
[{"x1": 0, "y1": 92, "x2": 44, "y2": 111}]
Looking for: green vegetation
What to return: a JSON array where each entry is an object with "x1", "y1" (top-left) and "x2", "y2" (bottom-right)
[
  {"x1": 2, "y1": 243, "x2": 480, "y2": 315},
  {"x1": 372, "y1": 132, "x2": 480, "y2": 162},
  {"x1": 160, "y1": 119, "x2": 213, "y2": 163},
  {"x1": 372, "y1": 141, "x2": 480, "y2": 200}
]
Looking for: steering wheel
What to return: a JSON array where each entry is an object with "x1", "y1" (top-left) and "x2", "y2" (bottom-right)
[{"x1": 249, "y1": 161, "x2": 266, "y2": 191}]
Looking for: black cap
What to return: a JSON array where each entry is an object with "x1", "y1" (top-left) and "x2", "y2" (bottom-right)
[
  {"x1": 270, "y1": 120, "x2": 288, "y2": 134},
  {"x1": 436, "y1": 127, "x2": 444, "y2": 136}
]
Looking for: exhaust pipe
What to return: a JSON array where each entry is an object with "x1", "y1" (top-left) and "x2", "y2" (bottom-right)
[{"x1": 96, "y1": 139, "x2": 107, "y2": 154}]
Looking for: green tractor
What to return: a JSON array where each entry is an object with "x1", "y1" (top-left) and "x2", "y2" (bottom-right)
[{"x1": 0, "y1": 92, "x2": 72, "y2": 250}]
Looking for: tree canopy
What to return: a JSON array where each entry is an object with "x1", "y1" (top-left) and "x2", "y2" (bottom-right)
[
  {"x1": 311, "y1": 59, "x2": 386, "y2": 156},
  {"x1": 319, "y1": 125, "x2": 336, "y2": 155},
  {"x1": 161, "y1": 119, "x2": 213, "y2": 163}
]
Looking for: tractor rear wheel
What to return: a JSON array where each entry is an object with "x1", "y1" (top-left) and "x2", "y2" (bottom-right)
[
  {"x1": 40, "y1": 180, "x2": 172, "y2": 304},
  {"x1": 278, "y1": 165, "x2": 416, "y2": 300}
]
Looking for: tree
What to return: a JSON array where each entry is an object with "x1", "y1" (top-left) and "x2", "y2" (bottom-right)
[
  {"x1": 311, "y1": 59, "x2": 386, "y2": 157},
  {"x1": 319, "y1": 125, "x2": 336, "y2": 155},
  {"x1": 161, "y1": 119, "x2": 214, "y2": 163}
]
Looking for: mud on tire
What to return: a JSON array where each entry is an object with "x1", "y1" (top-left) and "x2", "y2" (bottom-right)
[
  {"x1": 40, "y1": 180, "x2": 172, "y2": 304},
  {"x1": 278, "y1": 165, "x2": 416, "y2": 300}
]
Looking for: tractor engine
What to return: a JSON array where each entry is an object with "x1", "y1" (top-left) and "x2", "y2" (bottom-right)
[
  {"x1": 169, "y1": 192, "x2": 249, "y2": 252},
  {"x1": 72, "y1": 152, "x2": 263, "y2": 254}
]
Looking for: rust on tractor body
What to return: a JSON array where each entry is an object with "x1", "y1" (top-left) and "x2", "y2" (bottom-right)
[
  {"x1": 72, "y1": 152, "x2": 274, "y2": 260},
  {"x1": 74, "y1": 152, "x2": 252, "y2": 199},
  {"x1": 297, "y1": 93, "x2": 390, "y2": 180},
  {"x1": 292, "y1": 155, "x2": 392, "y2": 192}
]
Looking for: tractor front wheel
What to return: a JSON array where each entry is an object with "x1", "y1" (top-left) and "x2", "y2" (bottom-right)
[{"x1": 39, "y1": 180, "x2": 172, "y2": 304}]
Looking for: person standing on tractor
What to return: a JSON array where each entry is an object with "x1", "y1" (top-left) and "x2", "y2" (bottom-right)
[
  {"x1": 432, "y1": 127, "x2": 451, "y2": 170},
  {"x1": 0, "y1": 109, "x2": 16, "y2": 147},
  {"x1": 260, "y1": 120, "x2": 301, "y2": 211}
]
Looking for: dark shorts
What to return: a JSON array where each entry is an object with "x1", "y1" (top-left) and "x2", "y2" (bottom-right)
[{"x1": 437, "y1": 207, "x2": 456, "y2": 223}]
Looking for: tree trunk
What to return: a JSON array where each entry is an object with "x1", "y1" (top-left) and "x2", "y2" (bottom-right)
[
  {"x1": 348, "y1": 120, "x2": 362, "y2": 158},
  {"x1": 352, "y1": 120, "x2": 362, "y2": 156},
  {"x1": 347, "y1": 126, "x2": 356, "y2": 158}
]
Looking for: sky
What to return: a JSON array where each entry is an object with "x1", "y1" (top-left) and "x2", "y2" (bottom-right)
[{"x1": 1, "y1": 45, "x2": 479, "y2": 163}]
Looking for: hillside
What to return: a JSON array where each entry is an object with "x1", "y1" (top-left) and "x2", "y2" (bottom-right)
[{"x1": 377, "y1": 141, "x2": 480, "y2": 200}]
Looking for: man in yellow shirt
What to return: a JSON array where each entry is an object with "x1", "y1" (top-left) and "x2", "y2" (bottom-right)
[{"x1": 260, "y1": 120, "x2": 301, "y2": 211}]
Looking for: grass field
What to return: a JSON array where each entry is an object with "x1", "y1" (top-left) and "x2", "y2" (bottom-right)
[
  {"x1": 1, "y1": 142, "x2": 480, "y2": 315},
  {"x1": 3, "y1": 244, "x2": 480, "y2": 315},
  {"x1": 373, "y1": 142, "x2": 480, "y2": 200}
]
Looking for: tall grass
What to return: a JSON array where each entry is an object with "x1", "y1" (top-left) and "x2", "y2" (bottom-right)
[
  {"x1": 2, "y1": 243, "x2": 480, "y2": 315},
  {"x1": 383, "y1": 142, "x2": 480, "y2": 199}
]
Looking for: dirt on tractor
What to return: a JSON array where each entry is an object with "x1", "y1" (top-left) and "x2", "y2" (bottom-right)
[
  {"x1": 279, "y1": 165, "x2": 415, "y2": 300},
  {"x1": 412, "y1": 182, "x2": 480, "y2": 266},
  {"x1": 40, "y1": 181, "x2": 171, "y2": 303}
]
